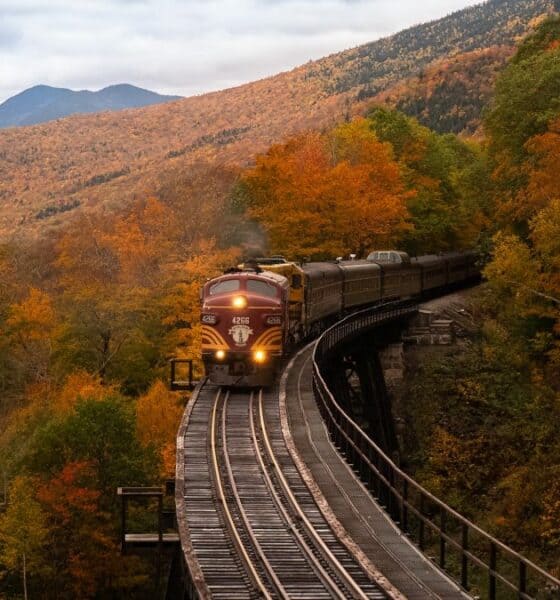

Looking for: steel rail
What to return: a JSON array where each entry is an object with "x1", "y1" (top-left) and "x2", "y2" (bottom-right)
[
  {"x1": 221, "y1": 392, "x2": 288, "y2": 599},
  {"x1": 209, "y1": 389, "x2": 272, "y2": 599},
  {"x1": 248, "y1": 392, "x2": 348, "y2": 600},
  {"x1": 257, "y1": 390, "x2": 371, "y2": 600}
]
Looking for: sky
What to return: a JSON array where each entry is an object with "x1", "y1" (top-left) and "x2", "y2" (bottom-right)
[{"x1": 0, "y1": 0, "x2": 482, "y2": 104}]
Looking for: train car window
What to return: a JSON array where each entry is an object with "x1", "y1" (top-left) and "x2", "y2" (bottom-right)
[
  {"x1": 209, "y1": 279, "x2": 240, "y2": 295},
  {"x1": 247, "y1": 279, "x2": 277, "y2": 298},
  {"x1": 292, "y1": 274, "x2": 302, "y2": 289}
]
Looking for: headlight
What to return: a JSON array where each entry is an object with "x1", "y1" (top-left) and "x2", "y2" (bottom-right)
[
  {"x1": 202, "y1": 313, "x2": 218, "y2": 324},
  {"x1": 232, "y1": 295, "x2": 247, "y2": 309},
  {"x1": 215, "y1": 350, "x2": 226, "y2": 360},
  {"x1": 265, "y1": 315, "x2": 282, "y2": 325},
  {"x1": 253, "y1": 350, "x2": 267, "y2": 364}
]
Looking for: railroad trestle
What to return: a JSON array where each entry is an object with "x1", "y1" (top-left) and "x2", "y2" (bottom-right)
[
  {"x1": 312, "y1": 301, "x2": 560, "y2": 600},
  {"x1": 167, "y1": 298, "x2": 560, "y2": 599}
]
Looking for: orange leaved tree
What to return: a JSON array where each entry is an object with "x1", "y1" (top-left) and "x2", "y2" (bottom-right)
[{"x1": 239, "y1": 119, "x2": 411, "y2": 259}]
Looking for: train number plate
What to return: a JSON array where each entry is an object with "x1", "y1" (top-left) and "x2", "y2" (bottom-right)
[{"x1": 232, "y1": 316, "x2": 250, "y2": 325}]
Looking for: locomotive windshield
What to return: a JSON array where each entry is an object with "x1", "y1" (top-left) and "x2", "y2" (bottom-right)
[
  {"x1": 247, "y1": 279, "x2": 277, "y2": 298},
  {"x1": 209, "y1": 279, "x2": 240, "y2": 295}
]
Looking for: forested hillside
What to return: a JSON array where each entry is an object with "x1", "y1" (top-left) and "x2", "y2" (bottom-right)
[
  {"x1": 0, "y1": 164, "x2": 241, "y2": 597},
  {"x1": 373, "y1": 46, "x2": 513, "y2": 135},
  {"x1": 316, "y1": 0, "x2": 555, "y2": 96},
  {"x1": 0, "y1": 0, "x2": 556, "y2": 238}
]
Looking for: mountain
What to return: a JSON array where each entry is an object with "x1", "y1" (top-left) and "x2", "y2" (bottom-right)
[
  {"x1": 0, "y1": 84, "x2": 182, "y2": 128},
  {"x1": 0, "y1": 0, "x2": 557, "y2": 238}
]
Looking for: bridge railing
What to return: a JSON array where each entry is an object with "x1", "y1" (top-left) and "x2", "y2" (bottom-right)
[{"x1": 312, "y1": 302, "x2": 560, "y2": 599}]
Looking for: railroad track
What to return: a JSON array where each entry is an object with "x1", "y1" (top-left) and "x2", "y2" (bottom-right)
[{"x1": 181, "y1": 383, "x2": 389, "y2": 599}]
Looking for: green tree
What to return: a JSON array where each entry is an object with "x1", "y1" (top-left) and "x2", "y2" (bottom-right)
[
  {"x1": 485, "y1": 17, "x2": 560, "y2": 167},
  {"x1": 484, "y1": 16, "x2": 560, "y2": 226},
  {"x1": 0, "y1": 476, "x2": 49, "y2": 599},
  {"x1": 27, "y1": 397, "x2": 158, "y2": 503},
  {"x1": 367, "y1": 107, "x2": 485, "y2": 253}
]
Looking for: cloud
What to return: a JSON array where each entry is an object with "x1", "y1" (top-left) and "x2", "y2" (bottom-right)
[
  {"x1": 0, "y1": 0, "x2": 480, "y2": 103},
  {"x1": 0, "y1": 22, "x2": 21, "y2": 48}
]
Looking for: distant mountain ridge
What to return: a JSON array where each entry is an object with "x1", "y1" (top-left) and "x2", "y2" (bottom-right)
[{"x1": 0, "y1": 84, "x2": 182, "y2": 128}]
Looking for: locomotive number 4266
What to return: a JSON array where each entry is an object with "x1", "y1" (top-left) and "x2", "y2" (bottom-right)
[{"x1": 232, "y1": 316, "x2": 250, "y2": 325}]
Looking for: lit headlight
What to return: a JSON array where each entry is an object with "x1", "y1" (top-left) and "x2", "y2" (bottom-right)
[
  {"x1": 253, "y1": 350, "x2": 267, "y2": 364},
  {"x1": 202, "y1": 313, "x2": 218, "y2": 324},
  {"x1": 215, "y1": 350, "x2": 226, "y2": 360},
  {"x1": 232, "y1": 295, "x2": 247, "y2": 309}
]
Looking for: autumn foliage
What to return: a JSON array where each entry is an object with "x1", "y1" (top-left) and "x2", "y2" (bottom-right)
[
  {"x1": 238, "y1": 112, "x2": 486, "y2": 258},
  {"x1": 0, "y1": 162, "x2": 241, "y2": 597},
  {"x1": 1, "y1": 11, "x2": 560, "y2": 597},
  {"x1": 483, "y1": 16, "x2": 560, "y2": 377},
  {"x1": 136, "y1": 381, "x2": 183, "y2": 477},
  {"x1": 239, "y1": 120, "x2": 411, "y2": 258}
]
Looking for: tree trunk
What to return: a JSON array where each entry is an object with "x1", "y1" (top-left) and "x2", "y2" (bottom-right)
[
  {"x1": 23, "y1": 552, "x2": 28, "y2": 600},
  {"x1": 99, "y1": 331, "x2": 111, "y2": 383}
]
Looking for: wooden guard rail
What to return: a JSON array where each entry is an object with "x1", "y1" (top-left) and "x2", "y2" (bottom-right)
[{"x1": 312, "y1": 301, "x2": 560, "y2": 599}]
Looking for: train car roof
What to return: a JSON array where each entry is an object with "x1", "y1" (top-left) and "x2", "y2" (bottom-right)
[
  {"x1": 337, "y1": 259, "x2": 381, "y2": 271},
  {"x1": 412, "y1": 251, "x2": 477, "y2": 264},
  {"x1": 302, "y1": 262, "x2": 342, "y2": 277},
  {"x1": 444, "y1": 251, "x2": 477, "y2": 263},
  {"x1": 412, "y1": 254, "x2": 446, "y2": 265},
  {"x1": 366, "y1": 250, "x2": 410, "y2": 263}
]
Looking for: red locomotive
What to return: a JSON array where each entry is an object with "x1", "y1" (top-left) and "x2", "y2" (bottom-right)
[{"x1": 201, "y1": 268, "x2": 290, "y2": 386}]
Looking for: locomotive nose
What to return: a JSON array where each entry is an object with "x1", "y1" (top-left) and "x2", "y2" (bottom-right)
[{"x1": 201, "y1": 271, "x2": 288, "y2": 386}]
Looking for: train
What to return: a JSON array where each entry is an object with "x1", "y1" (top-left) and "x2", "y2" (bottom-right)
[{"x1": 200, "y1": 250, "x2": 479, "y2": 386}]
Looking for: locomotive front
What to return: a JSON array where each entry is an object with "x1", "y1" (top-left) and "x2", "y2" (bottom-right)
[{"x1": 201, "y1": 270, "x2": 289, "y2": 386}]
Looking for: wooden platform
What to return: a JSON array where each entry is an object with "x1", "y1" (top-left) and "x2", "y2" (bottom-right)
[{"x1": 282, "y1": 344, "x2": 470, "y2": 599}]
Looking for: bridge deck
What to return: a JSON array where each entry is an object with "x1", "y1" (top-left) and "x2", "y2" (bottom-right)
[{"x1": 282, "y1": 343, "x2": 469, "y2": 600}]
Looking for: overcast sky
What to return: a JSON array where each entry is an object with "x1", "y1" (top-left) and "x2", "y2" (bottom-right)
[{"x1": 1, "y1": 0, "x2": 482, "y2": 104}]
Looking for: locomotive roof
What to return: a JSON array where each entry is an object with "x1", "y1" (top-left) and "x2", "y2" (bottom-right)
[
  {"x1": 253, "y1": 256, "x2": 288, "y2": 265},
  {"x1": 214, "y1": 269, "x2": 289, "y2": 288}
]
